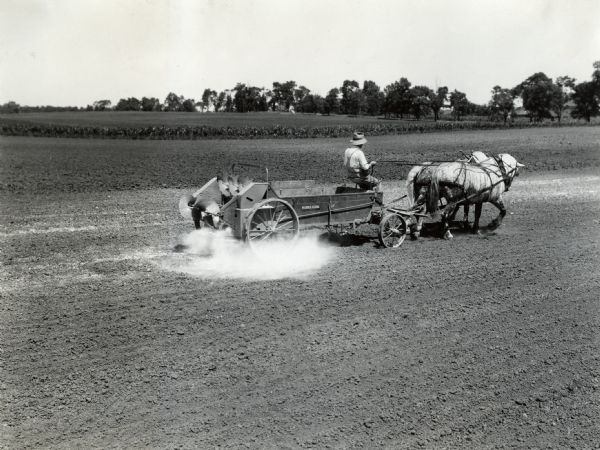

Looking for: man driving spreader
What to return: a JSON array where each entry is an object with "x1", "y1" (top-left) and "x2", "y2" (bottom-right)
[{"x1": 343, "y1": 132, "x2": 380, "y2": 191}]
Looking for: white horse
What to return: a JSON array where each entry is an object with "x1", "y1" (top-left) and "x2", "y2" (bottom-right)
[
  {"x1": 407, "y1": 151, "x2": 488, "y2": 238},
  {"x1": 426, "y1": 153, "x2": 524, "y2": 239}
]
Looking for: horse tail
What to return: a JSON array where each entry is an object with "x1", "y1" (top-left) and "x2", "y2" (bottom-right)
[
  {"x1": 426, "y1": 167, "x2": 441, "y2": 213},
  {"x1": 406, "y1": 166, "x2": 419, "y2": 207}
]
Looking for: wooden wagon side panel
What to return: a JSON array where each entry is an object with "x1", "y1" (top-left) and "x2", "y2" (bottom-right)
[{"x1": 283, "y1": 192, "x2": 383, "y2": 227}]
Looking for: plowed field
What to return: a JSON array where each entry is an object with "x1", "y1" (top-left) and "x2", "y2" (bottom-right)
[{"x1": 1, "y1": 129, "x2": 599, "y2": 448}]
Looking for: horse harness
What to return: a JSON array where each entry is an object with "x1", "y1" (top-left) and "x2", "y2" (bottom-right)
[{"x1": 493, "y1": 155, "x2": 512, "y2": 191}]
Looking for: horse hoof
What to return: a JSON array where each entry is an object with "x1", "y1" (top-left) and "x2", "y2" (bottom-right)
[
  {"x1": 411, "y1": 233, "x2": 420, "y2": 240},
  {"x1": 443, "y1": 231, "x2": 453, "y2": 240}
]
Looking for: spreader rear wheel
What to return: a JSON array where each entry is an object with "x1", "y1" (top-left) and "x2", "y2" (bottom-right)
[
  {"x1": 244, "y1": 199, "x2": 299, "y2": 247},
  {"x1": 378, "y1": 213, "x2": 407, "y2": 248}
]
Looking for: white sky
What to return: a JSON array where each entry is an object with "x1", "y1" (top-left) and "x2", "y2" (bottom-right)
[{"x1": 1, "y1": 0, "x2": 599, "y2": 106}]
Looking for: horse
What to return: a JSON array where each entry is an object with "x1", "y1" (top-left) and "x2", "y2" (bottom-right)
[
  {"x1": 407, "y1": 151, "x2": 488, "y2": 238},
  {"x1": 426, "y1": 153, "x2": 524, "y2": 239}
]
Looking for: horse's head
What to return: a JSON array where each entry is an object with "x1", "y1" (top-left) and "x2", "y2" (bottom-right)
[
  {"x1": 497, "y1": 154, "x2": 525, "y2": 191},
  {"x1": 499, "y1": 153, "x2": 525, "y2": 177}
]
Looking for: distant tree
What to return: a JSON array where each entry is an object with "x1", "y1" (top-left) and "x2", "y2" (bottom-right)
[
  {"x1": 340, "y1": 80, "x2": 365, "y2": 115},
  {"x1": 550, "y1": 76, "x2": 576, "y2": 123},
  {"x1": 93, "y1": 100, "x2": 112, "y2": 111},
  {"x1": 270, "y1": 81, "x2": 296, "y2": 111},
  {"x1": 570, "y1": 81, "x2": 599, "y2": 122},
  {"x1": 513, "y1": 72, "x2": 555, "y2": 122},
  {"x1": 181, "y1": 98, "x2": 196, "y2": 112},
  {"x1": 163, "y1": 92, "x2": 184, "y2": 112},
  {"x1": 115, "y1": 97, "x2": 141, "y2": 111},
  {"x1": 214, "y1": 92, "x2": 226, "y2": 112},
  {"x1": 294, "y1": 85, "x2": 310, "y2": 109},
  {"x1": 593, "y1": 60, "x2": 600, "y2": 84},
  {"x1": 233, "y1": 83, "x2": 248, "y2": 112},
  {"x1": 362, "y1": 80, "x2": 384, "y2": 115},
  {"x1": 141, "y1": 97, "x2": 161, "y2": 112},
  {"x1": 489, "y1": 86, "x2": 515, "y2": 123},
  {"x1": 469, "y1": 102, "x2": 491, "y2": 117},
  {"x1": 232, "y1": 84, "x2": 268, "y2": 112},
  {"x1": 324, "y1": 88, "x2": 340, "y2": 115},
  {"x1": 225, "y1": 93, "x2": 233, "y2": 112},
  {"x1": 409, "y1": 85, "x2": 434, "y2": 119},
  {"x1": 299, "y1": 94, "x2": 325, "y2": 114},
  {"x1": 430, "y1": 87, "x2": 448, "y2": 121},
  {"x1": 0, "y1": 101, "x2": 20, "y2": 113},
  {"x1": 200, "y1": 89, "x2": 218, "y2": 112},
  {"x1": 449, "y1": 90, "x2": 469, "y2": 121},
  {"x1": 570, "y1": 62, "x2": 600, "y2": 122},
  {"x1": 383, "y1": 78, "x2": 412, "y2": 118}
]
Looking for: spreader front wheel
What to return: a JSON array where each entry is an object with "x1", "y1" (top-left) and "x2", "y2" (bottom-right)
[
  {"x1": 244, "y1": 199, "x2": 299, "y2": 248},
  {"x1": 378, "y1": 213, "x2": 407, "y2": 248}
]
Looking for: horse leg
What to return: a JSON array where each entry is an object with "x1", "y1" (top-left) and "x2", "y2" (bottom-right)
[
  {"x1": 410, "y1": 187, "x2": 427, "y2": 239},
  {"x1": 472, "y1": 203, "x2": 482, "y2": 234},
  {"x1": 448, "y1": 204, "x2": 459, "y2": 221},
  {"x1": 462, "y1": 203, "x2": 471, "y2": 230},
  {"x1": 411, "y1": 215, "x2": 424, "y2": 239},
  {"x1": 440, "y1": 202, "x2": 456, "y2": 239},
  {"x1": 488, "y1": 198, "x2": 506, "y2": 229}
]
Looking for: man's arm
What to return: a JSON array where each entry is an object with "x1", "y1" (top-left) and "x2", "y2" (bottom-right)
[{"x1": 357, "y1": 151, "x2": 376, "y2": 171}]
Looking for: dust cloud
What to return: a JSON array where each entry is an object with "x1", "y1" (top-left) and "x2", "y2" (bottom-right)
[{"x1": 163, "y1": 229, "x2": 335, "y2": 280}]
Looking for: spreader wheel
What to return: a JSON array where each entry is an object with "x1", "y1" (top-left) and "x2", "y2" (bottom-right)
[
  {"x1": 244, "y1": 198, "x2": 299, "y2": 247},
  {"x1": 378, "y1": 213, "x2": 407, "y2": 248}
]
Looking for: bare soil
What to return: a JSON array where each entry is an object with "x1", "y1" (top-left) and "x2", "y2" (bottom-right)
[{"x1": 1, "y1": 164, "x2": 599, "y2": 448}]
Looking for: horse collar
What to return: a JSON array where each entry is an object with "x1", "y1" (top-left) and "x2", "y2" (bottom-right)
[{"x1": 494, "y1": 155, "x2": 511, "y2": 191}]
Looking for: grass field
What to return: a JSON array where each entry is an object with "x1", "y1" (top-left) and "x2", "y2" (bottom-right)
[
  {"x1": 1, "y1": 111, "x2": 597, "y2": 130},
  {"x1": 0, "y1": 111, "x2": 397, "y2": 129},
  {"x1": 2, "y1": 126, "x2": 599, "y2": 195}
]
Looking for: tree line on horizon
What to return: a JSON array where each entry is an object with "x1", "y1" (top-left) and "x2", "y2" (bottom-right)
[{"x1": 2, "y1": 61, "x2": 599, "y2": 123}]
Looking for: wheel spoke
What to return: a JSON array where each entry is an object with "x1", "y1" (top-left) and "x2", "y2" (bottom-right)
[{"x1": 246, "y1": 199, "x2": 299, "y2": 247}]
